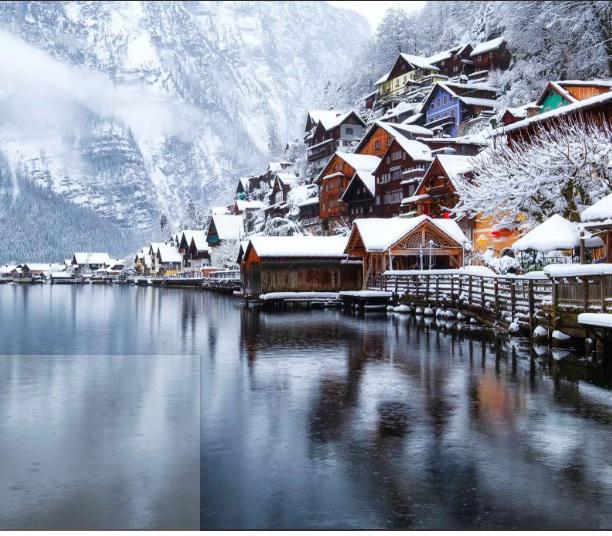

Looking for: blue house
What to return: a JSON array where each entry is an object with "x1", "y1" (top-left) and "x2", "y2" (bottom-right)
[{"x1": 420, "y1": 82, "x2": 499, "y2": 137}]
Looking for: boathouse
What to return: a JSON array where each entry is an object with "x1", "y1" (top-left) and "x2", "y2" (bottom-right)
[
  {"x1": 345, "y1": 216, "x2": 470, "y2": 288},
  {"x1": 241, "y1": 235, "x2": 361, "y2": 298}
]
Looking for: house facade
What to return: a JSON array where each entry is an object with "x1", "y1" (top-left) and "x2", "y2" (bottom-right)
[{"x1": 469, "y1": 37, "x2": 511, "y2": 72}]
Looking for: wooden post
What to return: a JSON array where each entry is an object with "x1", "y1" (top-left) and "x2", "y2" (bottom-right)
[
  {"x1": 601, "y1": 276, "x2": 606, "y2": 312},
  {"x1": 584, "y1": 276, "x2": 589, "y2": 312},
  {"x1": 451, "y1": 275, "x2": 455, "y2": 307},
  {"x1": 528, "y1": 279, "x2": 534, "y2": 332},
  {"x1": 510, "y1": 281, "x2": 516, "y2": 319},
  {"x1": 436, "y1": 276, "x2": 440, "y2": 304},
  {"x1": 425, "y1": 274, "x2": 430, "y2": 303},
  {"x1": 551, "y1": 280, "x2": 558, "y2": 330},
  {"x1": 468, "y1": 275, "x2": 473, "y2": 307},
  {"x1": 494, "y1": 279, "x2": 499, "y2": 320},
  {"x1": 482, "y1": 278, "x2": 487, "y2": 313}
]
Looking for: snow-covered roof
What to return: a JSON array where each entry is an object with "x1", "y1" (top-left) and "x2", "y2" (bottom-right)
[
  {"x1": 581, "y1": 193, "x2": 612, "y2": 222},
  {"x1": 190, "y1": 230, "x2": 208, "y2": 252},
  {"x1": 211, "y1": 206, "x2": 231, "y2": 215},
  {"x1": 390, "y1": 122, "x2": 434, "y2": 138},
  {"x1": 350, "y1": 215, "x2": 469, "y2": 252},
  {"x1": 391, "y1": 132, "x2": 433, "y2": 161},
  {"x1": 268, "y1": 161, "x2": 293, "y2": 172},
  {"x1": 437, "y1": 153, "x2": 473, "y2": 178},
  {"x1": 298, "y1": 196, "x2": 320, "y2": 207},
  {"x1": 149, "y1": 242, "x2": 164, "y2": 255},
  {"x1": 235, "y1": 199, "x2": 265, "y2": 211},
  {"x1": 512, "y1": 215, "x2": 590, "y2": 252},
  {"x1": 0, "y1": 264, "x2": 16, "y2": 275},
  {"x1": 401, "y1": 193, "x2": 430, "y2": 206},
  {"x1": 470, "y1": 37, "x2": 505, "y2": 57},
  {"x1": 334, "y1": 151, "x2": 381, "y2": 176},
  {"x1": 342, "y1": 170, "x2": 376, "y2": 201},
  {"x1": 276, "y1": 172, "x2": 300, "y2": 187},
  {"x1": 24, "y1": 263, "x2": 66, "y2": 273},
  {"x1": 420, "y1": 81, "x2": 499, "y2": 113},
  {"x1": 157, "y1": 244, "x2": 183, "y2": 264},
  {"x1": 458, "y1": 96, "x2": 498, "y2": 108},
  {"x1": 72, "y1": 252, "x2": 111, "y2": 266},
  {"x1": 374, "y1": 71, "x2": 391, "y2": 85},
  {"x1": 399, "y1": 53, "x2": 439, "y2": 72},
  {"x1": 248, "y1": 235, "x2": 349, "y2": 259},
  {"x1": 380, "y1": 101, "x2": 421, "y2": 121},
  {"x1": 210, "y1": 214, "x2": 244, "y2": 240}
]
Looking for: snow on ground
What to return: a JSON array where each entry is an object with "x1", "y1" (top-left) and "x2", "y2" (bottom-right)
[{"x1": 544, "y1": 264, "x2": 612, "y2": 277}]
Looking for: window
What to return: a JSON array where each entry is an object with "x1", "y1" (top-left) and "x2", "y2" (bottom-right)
[
  {"x1": 346, "y1": 127, "x2": 353, "y2": 135},
  {"x1": 443, "y1": 95, "x2": 448, "y2": 105},
  {"x1": 375, "y1": 140, "x2": 381, "y2": 150},
  {"x1": 383, "y1": 189, "x2": 403, "y2": 205},
  {"x1": 391, "y1": 150, "x2": 403, "y2": 161}
]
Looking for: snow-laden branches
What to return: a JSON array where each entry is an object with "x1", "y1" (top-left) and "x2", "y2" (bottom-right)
[{"x1": 452, "y1": 115, "x2": 612, "y2": 228}]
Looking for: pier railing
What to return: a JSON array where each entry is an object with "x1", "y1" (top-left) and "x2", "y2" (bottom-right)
[{"x1": 381, "y1": 269, "x2": 612, "y2": 331}]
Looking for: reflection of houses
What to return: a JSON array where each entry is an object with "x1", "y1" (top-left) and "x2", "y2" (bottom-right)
[
  {"x1": 241, "y1": 235, "x2": 361, "y2": 298},
  {"x1": 345, "y1": 216, "x2": 470, "y2": 287},
  {"x1": 581, "y1": 193, "x2": 612, "y2": 262},
  {"x1": 206, "y1": 214, "x2": 244, "y2": 247},
  {"x1": 316, "y1": 151, "x2": 381, "y2": 231},
  {"x1": 421, "y1": 82, "x2": 499, "y2": 137},
  {"x1": 304, "y1": 110, "x2": 366, "y2": 170}
]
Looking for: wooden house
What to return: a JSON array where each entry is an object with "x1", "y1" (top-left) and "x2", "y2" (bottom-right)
[
  {"x1": 499, "y1": 102, "x2": 540, "y2": 126},
  {"x1": 581, "y1": 193, "x2": 612, "y2": 263},
  {"x1": 372, "y1": 133, "x2": 432, "y2": 218},
  {"x1": 426, "y1": 44, "x2": 473, "y2": 78},
  {"x1": 71, "y1": 252, "x2": 111, "y2": 271},
  {"x1": 241, "y1": 236, "x2": 361, "y2": 298},
  {"x1": 298, "y1": 196, "x2": 320, "y2": 229},
  {"x1": 316, "y1": 151, "x2": 380, "y2": 230},
  {"x1": 235, "y1": 177, "x2": 249, "y2": 199},
  {"x1": 134, "y1": 248, "x2": 153, "y2": 275},
  {"x1": 340, "y1": 170, "x2": 376, "y2": 221},
  {"x1": 22, "y1": 263, "x2": 65, "y2": 280},
  {"x1": 469, "y1": 37, "x2": 511, "y2": 73},
  {"x1": 206, "y1": 214, "x2": 244, "y2": 246},
  {"x1": 354, "y1": 120, "x2": 432, "y2": 158},
  {"x1": 155, "y1": 244, "x2": 183, "y2": 276},
  {"x1": 345, "y1": 216, "x2": 470, "y2": 288},
  {"x1": 499, "y1": 89, "x2": 612, "y2": 146},
  {"x1": 420, "y1": 81, "x2": 499, "y2": 137},
  {"x1": 304, "y1": 110, "x2": 366, "y2": 169},
  {"x1": 187, "y1": 231, "x2": 211, "y2": 269},
  {"x1": 263, "y1": 172, "x2": 300, "y2": 220},
  {"x1": 375, "y1": 53, "x2": 443, "y2": 104},
  {"x1": 535, "y1": 80, "x2": 612, "y2": 114}
]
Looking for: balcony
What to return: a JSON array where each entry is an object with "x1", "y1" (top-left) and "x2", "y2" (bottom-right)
[{"x1": 307, "y1": 139, "x2": 335, "y2": 163}]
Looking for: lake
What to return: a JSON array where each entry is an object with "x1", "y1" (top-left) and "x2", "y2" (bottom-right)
[{"x1": 0, "y1": 284, "x2": 611, "y2": 529}]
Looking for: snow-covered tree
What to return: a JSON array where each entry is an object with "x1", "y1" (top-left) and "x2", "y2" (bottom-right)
[{"x1": 452, "y1": 116, "x2": 612, "y2": 229}]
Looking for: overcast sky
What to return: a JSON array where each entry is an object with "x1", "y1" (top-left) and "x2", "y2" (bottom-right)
[{"x1": 327, "y1": 1, "x2": 426, "y2": 32}]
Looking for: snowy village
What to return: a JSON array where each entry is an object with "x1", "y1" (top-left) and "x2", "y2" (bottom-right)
[
  {"x1": 1, "y1": 1, "x2": 612, "y2": 531},
  {"x1": 39, "y1": 36, "x2": 608, "y2": 355}
]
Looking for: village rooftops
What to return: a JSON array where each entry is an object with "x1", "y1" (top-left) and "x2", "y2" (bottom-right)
[
  {"x1": 431, "y1": 154, "x2": 474, "y2": 185},
  {"x1": 72, "y1": 252, "x2": 111, "y2": 266},
  {"x1": 535, "y1": 80, "x2": 612, "y2": 106},
  {"x1": 190, "y1": 230, "x2": 208, "y2": 252},
  {"x1": 317, "y1": 151, "x2": 381, "y2": 182},
  {"x1": 469, "y1": 36, "x2": 505, "y2": 57},
  {"x1": 348, "y1": 215, "x2": 470, "y2": 253},
  {"x1": 246, "y1": 235, "x2": 350, "y2": 259},
  {"x1": 157, "y1": 244, "x2": 183, "y2": 264}
]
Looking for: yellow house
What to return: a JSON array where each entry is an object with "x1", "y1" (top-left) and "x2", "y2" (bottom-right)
[
  {"x1": 376, "y1": 53, "x2": 442, "y2": 99},
  {"x1": 473, "y1": 215, "x2": 523, "y2": 255}
]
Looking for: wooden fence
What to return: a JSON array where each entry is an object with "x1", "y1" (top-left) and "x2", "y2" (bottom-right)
[{"x1": 381, "y1": 271, "x2": 612, "y2": 333}]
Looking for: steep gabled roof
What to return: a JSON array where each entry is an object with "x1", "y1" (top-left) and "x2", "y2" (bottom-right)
[
  {"x1": 341, "y1": 170, "x2": 376, "y2": 202},
  {"x1": 419, "y1": 81, "x2": 499, "y2": 113},
  {"x1": 399, "y1": 53, "x2": 439, "y2": 72},
  {"x1": 209, "y1": 214, "x2": 244, "y2": 241},
  {"x1": 317, "y1": 151, "x2": 381, "y2": 182},
  {"x1": 190, "y1": 230, "x2": 209, "y2": 252},
  {"x1": 157, "y1": 244, "x2": 183, "y2": 264},
  {"x1": 413, "y1": 154, "x2": 474, "y2": 197},
  {"x1": 470, "y1": 37, "x2": 505, "y2": 57}
]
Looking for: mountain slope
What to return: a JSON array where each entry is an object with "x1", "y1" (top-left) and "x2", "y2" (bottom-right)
[{"x1": 0, "y1": 1, "x2": 369, "y2": 261}]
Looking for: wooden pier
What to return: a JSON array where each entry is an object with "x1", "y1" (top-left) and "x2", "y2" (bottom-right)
[{"x1": 381, "y1": 269, "x2": 612, "y2": 338}]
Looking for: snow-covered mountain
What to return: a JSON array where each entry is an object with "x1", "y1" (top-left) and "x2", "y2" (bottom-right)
[{"x1": 0, "y1": 1, "x2": 369, "y2": 260}]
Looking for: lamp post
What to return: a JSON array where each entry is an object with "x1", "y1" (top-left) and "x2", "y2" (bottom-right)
[{"x1": 428, "y1": 239, "x2": 434, "y2": 270}]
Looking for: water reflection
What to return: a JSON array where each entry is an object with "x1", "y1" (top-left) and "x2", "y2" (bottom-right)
[
  {"x1": 0, "y1": 285, "x2": 611, "y2": 529},
  {"x1": 203, "y1": 305, "x2": 612, "y2": 529}
]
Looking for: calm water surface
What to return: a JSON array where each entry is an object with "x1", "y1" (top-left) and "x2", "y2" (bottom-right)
[{"x1": 1, "y1": 284, "x2": 611, "y2": 529}]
